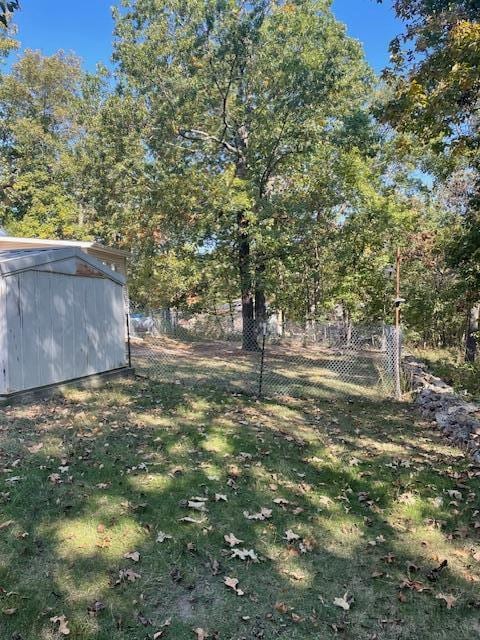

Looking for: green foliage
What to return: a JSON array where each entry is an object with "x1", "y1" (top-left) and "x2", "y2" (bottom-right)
[
  {"x1": 0, "y1": 1, "x2": 475, "y2": 367},
  {"x1": 0, "y1": 50, "x2": 90, "y2": 238},
  {"x1": 379, "y1": 0, "x2": 480, "y2": 298},
  {"x1": 0, "y1": 0, "x2": 19, "y2": 28}
]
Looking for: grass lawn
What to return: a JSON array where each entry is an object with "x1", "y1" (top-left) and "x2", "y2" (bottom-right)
[
  {"x1": 1, "y1": 378, "x2": 480, "y2": 639},
  {"x1": 131, "y1": 335, "x2": 392, "y2": 399}
]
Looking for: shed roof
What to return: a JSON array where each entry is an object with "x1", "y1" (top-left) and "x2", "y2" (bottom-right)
[
  {"x1": 0, "y1": 235, "x2": 129, "y2": 257},
  {"x1": 0, "y1": 247, "x2": 126, "y2": 285}
]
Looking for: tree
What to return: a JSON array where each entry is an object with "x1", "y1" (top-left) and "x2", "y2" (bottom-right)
[
  {"x1": 0, "y1": 0, "x2": 19, "y2": 28},
  {"x1": 0, "y1": 50, "x2": 89, "y2": 238},
  {"x1": 379, "y1": 0, "x2": 480, "y2": 360},
  {"x1": 0, "y1": 0, "x2": 18, "y2": 61},
  {"x1": 113, "y1": 0, "x2": 372, "y2": 350}
]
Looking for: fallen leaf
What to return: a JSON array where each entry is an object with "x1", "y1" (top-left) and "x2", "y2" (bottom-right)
[
  {"x1": 243, "y1": 507, "x2": 272, "y2": 521},
  {"x1": 194, "y1": 628, "x2": 209, "y2": 640},
  {"x1": 179, "y1": 517, "x2": 205, "y2": 524},
  {"x1": 426, "y1": 559, "x2": 448, "y2": 582},
  {"x1": 284, "y1": 529, "x2": 300, "y2": 542},
  {"x1": 224, "y1": 576, "x2": 244, "y2": 596},
  {"x1": 275, "y1": 602, "x2": 289, "y2": 614},
  {"x1": 27, "y1": 442, "x2": 43, "y2": 453},
  {"x1": 115, "y1": 568, "x2": 141, "y2": 585},
  {"x1": 0, "y1": 520, "x2": 14, "y2": 530},
  {"x1": 215, "y1": 494, "x2": 227, "y2": 502},
  {"x1": 156, "y1": 531, "x2": 173, "y2": 543},
  {"x1": 124, "y1": 551, "x2": 140, "y2": 562},
  {"x1": 50, "y1": 614, "x2": 70, "y2": 635},
  {"x1": 230, "y1": 548, "x2": 259, "y2": 562},
  {"x1": 224, "y1": 533, "x2": 243, "y2": 547},
  {"x1": 399, "y1": 579, "x2": 430, "y2": 592},
  {"x1": 187, "y1": 500, "x2": 208, "y2": 512},
  {"x1": 2, "y1": 607, "x2": 17, "y2": 615},
  {"x1": 333, "y1": 593, "x2": 353, "y2": 611},
  {"x1": 436, "y1": 593, "x2": 457, "y2": 609}
]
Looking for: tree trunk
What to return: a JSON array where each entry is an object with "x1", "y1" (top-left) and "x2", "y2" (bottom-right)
[
  {"x1": 238, "y1": 210, "x2": 258, "y2": 351},
  {"x1": 465, "y1": 303, "x2": 479, "y2": 363}
]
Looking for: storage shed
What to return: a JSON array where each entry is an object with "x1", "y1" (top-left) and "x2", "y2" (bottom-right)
[{"x1": 0, "y1": 247, "x2": 127, "y2": 397}]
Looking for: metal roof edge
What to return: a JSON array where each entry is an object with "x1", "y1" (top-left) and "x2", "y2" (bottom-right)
[
  {"x1": 0, "y1": 247, "x2": 126, "y2": 285},
  {"x1": 0, "y1": 236, "x2": 130, "y2": 258}
]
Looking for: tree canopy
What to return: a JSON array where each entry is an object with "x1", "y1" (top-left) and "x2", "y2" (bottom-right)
[{"x1": 0, "y1": 0, "x2": 477, "y2": 359}]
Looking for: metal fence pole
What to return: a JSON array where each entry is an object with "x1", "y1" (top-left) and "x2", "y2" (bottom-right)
[
  {"x1": 394, "y1": 325, "x2": 402, "y2": 400},
  {"x1": 126, "y1": 313, "x2": 132, "y2": 368}
]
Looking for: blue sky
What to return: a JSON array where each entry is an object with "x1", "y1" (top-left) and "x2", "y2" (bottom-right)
[{"x1": 7, "y1": 0, "x2": 403, "y2": 74}]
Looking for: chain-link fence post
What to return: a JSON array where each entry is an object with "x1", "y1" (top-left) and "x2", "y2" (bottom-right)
[
  {"x1": 126, "y1": 313, "x2": 132, "y2": 368},
  {"x1": 393, "y1": 325, "x2": 402, "y2": 400}
]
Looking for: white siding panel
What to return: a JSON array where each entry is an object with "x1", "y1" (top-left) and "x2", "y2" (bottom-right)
[
  {"x1": 6, "y1": 275, "x2": 23, "y2": 392},
  {"x1": 0, "y1": 278, "x2": 7, "y2": 394},
  {"x1": 2, "y1": 262, "x2": 126, "y2": 394}
]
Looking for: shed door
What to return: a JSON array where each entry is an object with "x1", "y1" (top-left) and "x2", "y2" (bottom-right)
[{"x1": 5, "y1": 270, "x2": 126, "y2": 393}]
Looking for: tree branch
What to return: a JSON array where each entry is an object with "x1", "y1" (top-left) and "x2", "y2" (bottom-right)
[{"x1": 178, "y1": 128, "x2": 240, "y2": 156}]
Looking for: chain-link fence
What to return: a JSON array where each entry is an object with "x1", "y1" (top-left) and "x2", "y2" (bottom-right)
[{"x1": 128, "y1": 307, "x2": 401, "y2": 400}]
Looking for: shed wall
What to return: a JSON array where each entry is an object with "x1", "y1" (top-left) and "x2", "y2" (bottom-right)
[
  {"x1": 2, "y1": 269, "x2": 126, "y2": 394},
  {"x1": 0, "y1": 279, "x2": 6, "y2": 393}
]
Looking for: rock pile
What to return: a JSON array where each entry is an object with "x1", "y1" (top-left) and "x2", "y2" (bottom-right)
[{"x1": 403, "y1": 356, "x2": 480, "y2": 463}]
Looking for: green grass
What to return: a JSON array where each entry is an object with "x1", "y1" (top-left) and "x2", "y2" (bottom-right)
[
  {"x1": 412, "y1": 347, "x2": 480, "y2": 401},
  {"x1": 132, "y1": 334, "x2": 392, "y2": 400},
  {"x1": 1, "y1": 377, "x2": 480, "y2": 639}
]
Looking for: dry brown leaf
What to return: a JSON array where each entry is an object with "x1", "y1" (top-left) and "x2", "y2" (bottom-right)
[
  {"x1": 230, "y1": 548, "x2": 258, "y2": 562},
  {"x1": 224, "y1": 576, "x2": 244, "y2": 596},
  {"x1": 333, "y1": 593, "x2": 353, "y2": 611},
  {"x1": 50, "y1": 614, "x2": 70, "y2": 635},
  {"x1": 179, "y1": 516, "x2": 205, "y2": 524},
  {"x1": 274, "y1": 601, "x2": 289, "y2": 614},
  {"x1": 0, "y1": 520, "x2": 14, "y2": 530},
  {"x1": 156, "y1": 531, "x2": 173, "y2": 543},
  {"x1": 187, "y1": 501, "x2": 208, "y2": 512},
  {"x1": 284, "y1": 529, "x2": 300, "y2": 542},
  {"x1": 27, "y1": 442, "x2": 43, "y2": 453},
  {"x1": 243, "y1": 507, "x2": 272, "y2": 521},
  {"x1": 124, "y1": 551, "x2": 140, "y2": 562},
  {"x1": 436, "y1": 593, "x2": 457, "y2": 609},
  {"x1": 224, "y1": 533, "x2": 243, "y2": 547}
]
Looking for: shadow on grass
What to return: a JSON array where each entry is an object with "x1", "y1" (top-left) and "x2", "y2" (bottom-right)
[{"x1": 0, "y1": 378, "x2": 479, "y2": 639}]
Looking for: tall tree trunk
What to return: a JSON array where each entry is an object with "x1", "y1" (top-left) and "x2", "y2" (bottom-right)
[
  {"x1": 235, "y1": 115, "x2": 259, "y2": 352},
  {"x1": 465, "y1": 303, "x2": 479, "y2": 363},
  {"x1": 238, "y1": 210, "x2": 258, "y2": 351}
]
